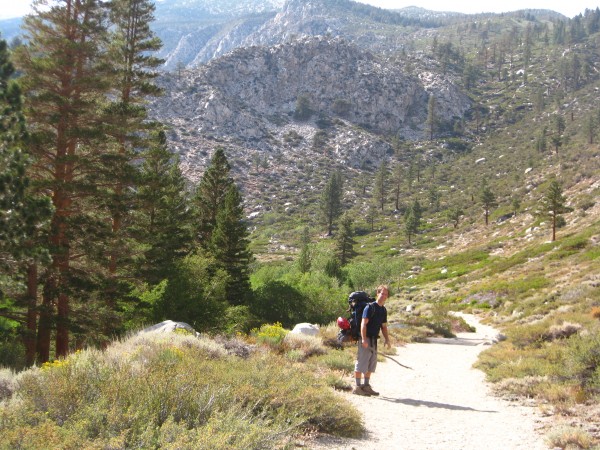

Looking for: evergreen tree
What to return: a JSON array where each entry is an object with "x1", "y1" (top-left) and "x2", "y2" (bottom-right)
[
  {"x1": 104, "y1": 0, "x2": 163, "y2": 276},
  {"x1": 297, "y1": 226, "x2": 311, "y2": 274},
  {"x1": 554, "y1": 114, "x2": 566, "y2": 135},
  {"x1": 192, "y1": 147, "x2": 233, "y2": 245},
  {"x1": 536, "y1": 127, "x2": 548, "y2": 153},
  {"x1": 404, "y1": 200, "x2": 421, "y2": 245},
  {"x1": 17, "y1": 0, "x2": 111, "y2": 361},
  {"x1": 512, "y1": 196, "x2": 521, "y2": 216},
  {"x1": 335, "y1": 213, "x2": 357, "y2": 266},
  {"x1": 426, "y1": 94, "x2": 437, "y2": 140},
  {"x1": 320, "y1": 171, "x2": 343, "y2": 236},
  {"x1": 392, "y1": 163, "x2": 403, "y2": 210},
  {"x1": 428, "y1": 185, "x2": 440, "y2": 212},
  {"x1": 445, "y1": 206, "x2": 463, "y2": 229},
  {"x1": 480, "y1": 182, "x2": 497, "y2": 225},
  {"x1": 0, "y1": 38, "x2": 52, "y2": 365},
  {"x1": 542, "y1": 180, "x2": 570, "y2": 242},
  {"x1": 584, "y1": 114, "x2": 597, "y2": 144},
  {"x1": 209, "y1": 184, "x2": 253, "y2": 306},
  {"x1": 132, "y1": 131, "x2": 193, "y2": 285},
  {"x1": 373, "y1": 160, "x2": 387, "y2": 211},
  {"x1": 367, "y1": 203, "x2": 378, "y2": 231},
  {"x1": 551, "y1": 135, "x2": 562, "y2": 154}
]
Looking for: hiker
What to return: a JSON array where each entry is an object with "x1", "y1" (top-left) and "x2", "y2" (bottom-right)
[{"x1": 353, "y1": 284, "x2": 391, "y2": 396}]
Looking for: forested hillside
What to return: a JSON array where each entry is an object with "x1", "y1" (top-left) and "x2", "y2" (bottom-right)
[{"x1": 1, "y1": 0, "x2": 599, "y2": 447}]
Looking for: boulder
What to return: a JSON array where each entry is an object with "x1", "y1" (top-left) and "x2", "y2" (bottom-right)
[
  {"x1": 140, "y1": 320, "x2": 198, "y2": 336},
  {"x1": 290, "y1": 323, "x2": 319, "y2": 336}
]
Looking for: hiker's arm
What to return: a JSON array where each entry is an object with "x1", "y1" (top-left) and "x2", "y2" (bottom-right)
[
  {"x1": 381, "y1": 323, "x2": 391, "y2": 348},
  {"x1": 361, "y1": 318, "x2": 369, "y2": 348}
]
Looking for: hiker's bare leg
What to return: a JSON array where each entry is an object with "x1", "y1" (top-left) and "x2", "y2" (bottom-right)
[{"x1": 354, "y1": 371, "x2": 372, "y2": 380}]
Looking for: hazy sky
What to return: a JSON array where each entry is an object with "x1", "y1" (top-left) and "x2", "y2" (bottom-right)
[{"x1": 0, "y1": 0, "x2": 596, "y2": 20}]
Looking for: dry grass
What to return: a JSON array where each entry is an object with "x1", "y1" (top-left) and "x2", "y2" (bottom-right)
[
  {"x1": 0, "y1": 331, "x2": 363, "y2": 449},
  {"x1": 545, "y1": 425, "x2": 596, "y2": 449}
]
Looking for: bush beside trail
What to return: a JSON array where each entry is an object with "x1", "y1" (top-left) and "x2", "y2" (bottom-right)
[{"x1": 0, "y1": 331, "x2": 362, "y2": 449}]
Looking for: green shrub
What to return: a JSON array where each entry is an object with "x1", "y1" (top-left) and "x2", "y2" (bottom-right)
[
  {"x1": 0, "y1": 332, "x2": 363, "y2": 449},
  {"x1": 563, "y1": 329, "x2": 600, "y2": 395},
  {"x1": 314, "y1": 349, "x2": 355, "y2": 373},
  {"x1": 252, "y1": 322, "x2": 288, "y2": 349}
]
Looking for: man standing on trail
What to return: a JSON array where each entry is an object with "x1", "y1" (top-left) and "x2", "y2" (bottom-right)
[{"x1": 353, "y1": 284, "x2": 391, "y2": 396}]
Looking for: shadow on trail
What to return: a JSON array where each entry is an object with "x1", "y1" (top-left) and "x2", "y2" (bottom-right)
[
  {"x1": 378, "y1": 396, "x2": 498, "y2": 413},
  {"x1": 425, "y1": 337, "x2": 492, "y2": 346}
]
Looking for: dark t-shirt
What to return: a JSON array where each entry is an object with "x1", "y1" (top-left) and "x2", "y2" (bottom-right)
[{"x1": 362, "y1": 302, "x2": 387, "y2": 338}]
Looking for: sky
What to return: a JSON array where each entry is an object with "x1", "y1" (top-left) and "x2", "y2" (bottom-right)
[{"x1": 0, "y1": 0, "x2": 597, "y2": 20}]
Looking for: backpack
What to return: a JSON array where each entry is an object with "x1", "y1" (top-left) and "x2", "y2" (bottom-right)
[{"x1": 337, "y1": 291, "x2": 375, "y2": 343}]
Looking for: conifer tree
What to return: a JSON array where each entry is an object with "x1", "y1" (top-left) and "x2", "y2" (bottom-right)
[
  {"x1": 392, "y1": 163, "x2": 403, "y2": 210},
  {"x1": 335, "y1": 213, "x2": 357, "y2": 266},
  {"x1": 104, "y1": 0, "x2": 163, "y2": 276},
  {"x1": 542, "y1": 180, "x2": 570, "y2": 242},
  {"x1": 133, "y1": 131, "x2": 193, "y2": 285},
  {"x1": 192, "y1": 147, "x2": 233, "y2": 246},
  {"x1": 426, "y1": 94, "x2": 437, "y2": 140},
  {"x1": 584, "y1": 114, "x2": 597, "y2": 144},
  {"x1": 209, "y1": 184, "x2": 253, "y2": 306},
  {"x1": 367, "y1": 203, "x2": 378, "y2": 231},
  {"x1": 373, "y1": 160, "x2": 387, "y2": 211},
  {"x1": 0, "y1": 38, "x2": 51, "y2": 364},
  {"x1": 320, "y1": 171, "x2": 343, "y2": 236},
  {"x1": 480, "y1": 182, "x2": 497, "y2": 225},
  {"x1": 445, "y1": 206, "x2": 463, "y2": 229},
  {"x1": 297, "y1": 226, "x2": 311, "y2": 274},
  {"x1": 17, "y1": 0, "x2": 111, "y2": 361},
  {"x1": 404, "y1": 200, "x2": 421, "y2": 245}
]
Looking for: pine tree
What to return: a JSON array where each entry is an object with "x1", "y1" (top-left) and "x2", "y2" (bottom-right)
[
  {"x1": 584, "y1": 114, "x2": 597, "y2": 144},
  {"x1": 209, "y1": 184, "x2": 253, "y2": 306},
  {"x1": 0, "y1": 38, "x2": 52, "y2": 365},
  {"x1": 362, "y1": 203, "x2": 375, "y2": 232},
  {"x1": 404, "y1": 201, "x2": 421, "y2": 245},
  {"x1": 192, "y1": 147, "x2": 233, "y2": 246},
  {"x1": 104, "y1": 0, "x2": 163, "y2": 276},
  {"x1": 335, "y1": 213, "x2": 356, "y2": 266},
  {"x1": 480, "y1": 182, "x2": 497, "y2": 226},
  {"x1": 133, "y1": 131, "x2": 193, "y2": 285},
  {"x1": 445, "y1": 206, "x2": 463, "y2": 229},
  {"x1": 17, "y1": 0, "x2": 111, "y2": 361},
  {"x1": 320, "y1": 171, "x2": 343, "y2": 236},
  {"x1": 373, "y1": 160, "x2": 387, "y2": 211},
  {"x1": 542, "y1": 180, "x2": 570, "y2": 241},
  {"x1": 297, "y1": 226, "x2": 311, "y2": 274},
  {"x1": 392, "y1": 163, "x2": 403, "y2": 210},
  {"x1": 426, "y1": 94, "x2": 437, "y2": 140},
  {"x1": 428, "y1": 185, "x2": 440, "y2": 212}
]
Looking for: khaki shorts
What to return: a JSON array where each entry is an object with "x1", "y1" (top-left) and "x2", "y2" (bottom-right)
[{"x1": 355, "y1": 338, "x2": 378, "y2": 374}]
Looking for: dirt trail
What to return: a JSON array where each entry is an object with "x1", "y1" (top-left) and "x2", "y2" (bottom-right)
[{"x1": 312, "y1": 313, "x2": 549, "y2": 450}]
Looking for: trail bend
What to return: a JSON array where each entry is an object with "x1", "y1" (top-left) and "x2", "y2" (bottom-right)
[{"x1": 313, "y1": 313, "x2": 547, "y2": 450}]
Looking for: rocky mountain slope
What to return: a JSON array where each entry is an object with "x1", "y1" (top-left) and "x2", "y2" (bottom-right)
[
  {"x1": 151, "y1": 36, "x2": 470, "y2": 183},
  {"x1": 154, "y1": 0, "x2": 440, "y2": 69}
]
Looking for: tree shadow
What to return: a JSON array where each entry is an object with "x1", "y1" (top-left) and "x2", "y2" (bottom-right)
[
  {"x1": 378, "y1": 396, "x2": 498, "y2": 413},
  {"x1": 425, "y1": 337, "x2": 492, "y2": 346}
]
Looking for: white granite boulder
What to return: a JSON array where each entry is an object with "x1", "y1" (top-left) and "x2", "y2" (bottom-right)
[
  {"x1": 140, "y1": 320, "x2": 198, "y2": 336},
  {"x1": 290, "y1": 323, "x2": 319, "y2": 336}
]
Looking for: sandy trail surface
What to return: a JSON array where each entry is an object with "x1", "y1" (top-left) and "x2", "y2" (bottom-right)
[{"x1": 312, "y1": 313, "x2": 548, "y2": 450}]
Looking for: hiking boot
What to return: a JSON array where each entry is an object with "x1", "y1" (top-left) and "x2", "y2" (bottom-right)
[
  {"x1": 361, "y1": 384, "x2": 379, "y2": 396},
  {"x1": 353, "y1": 385, "x2": 371, "y2": 396}
]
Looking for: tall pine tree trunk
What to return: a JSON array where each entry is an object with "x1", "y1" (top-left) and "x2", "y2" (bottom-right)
[{"x1": 25, "y1": 263, "x2": 38, "y2": 366}]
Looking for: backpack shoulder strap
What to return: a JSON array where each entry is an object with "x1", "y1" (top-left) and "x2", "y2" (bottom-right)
[{"x1": 366, "y1": 301, "x2": 377, "y2": 319}]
